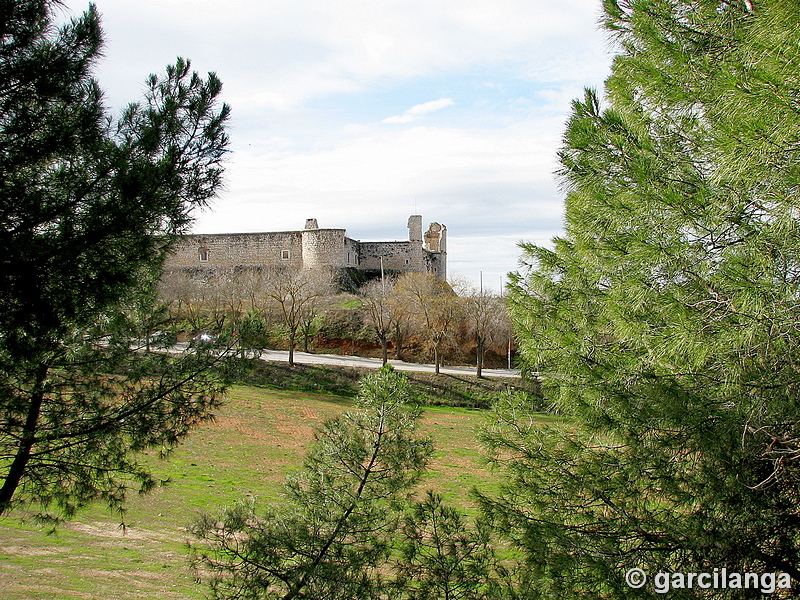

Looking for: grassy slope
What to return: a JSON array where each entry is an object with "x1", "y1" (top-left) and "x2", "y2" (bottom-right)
[
  {"x1": 0, "y1": 380, "x2": 551, "y2": 600},
  {"x1": 236, "y1": 358, "x2": 542, "y2": 408}
]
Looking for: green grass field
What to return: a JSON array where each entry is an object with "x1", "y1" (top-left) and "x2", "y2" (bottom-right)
[{"x1": 0, "y1": 382, "x2": 550, "y2": 600}]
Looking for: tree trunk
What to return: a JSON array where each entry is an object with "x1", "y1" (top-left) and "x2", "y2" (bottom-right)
[
  {"x1": 288, "y1": 332, "x2": 296, "y2": 366},
  {"x1": 280, "y1": 411, "x2": 388, "y2": 600},
  {"x1": 476, "y1": 339, "x2": 484, "y2": 378},
  {"x1": 434, "y1": 346, "x2": 440, "y2": 375},
  {"x1": 394, "y1": 330, "x2": 404, "y2": 361},
  {"x1": 381, "y1": 337, "x2": 388, "y2": 366},
  {"x1": 0, "y1": 363, "x2": 48, "y2": 515}
]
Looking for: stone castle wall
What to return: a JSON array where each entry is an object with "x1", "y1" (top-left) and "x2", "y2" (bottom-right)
[
  {"x1": 164, "y1": 216, "x2": 446, "y2": 281},
  {"x1": 424, "y1": 250, "x2": 446, "y2": 280},
  {"x1": 166, "y1": 231, "x2": 304, "y2": 271},
  {"x1": 301, "y1": 228, "x2": 346, "y2": 269},
  {"x1": 357, "y1": 241, "x2": 414, "y2": 271},
  {"x1": 344, "y1": 236, "x2": 360, "y2": 268}
]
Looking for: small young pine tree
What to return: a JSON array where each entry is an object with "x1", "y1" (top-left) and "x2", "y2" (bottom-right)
[{"x1": 191, "y1": 367, "x2": 434, "y2": 600}]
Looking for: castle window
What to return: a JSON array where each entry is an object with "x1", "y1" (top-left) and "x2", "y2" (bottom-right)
[
  {"x1": 199, "y1": 247, "x2": 210, "y2": 262},
  {"x1": 281, "y1": 250, "x2": 290, "y2": 260}
]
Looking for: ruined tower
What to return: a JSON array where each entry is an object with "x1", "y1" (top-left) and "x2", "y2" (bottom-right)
[
  {"x1": 424, "y1": 222, "x2": 447, "y2": 279},
  {"x1": 407, "y1": 215, "x2": 426, "y2": 272}
]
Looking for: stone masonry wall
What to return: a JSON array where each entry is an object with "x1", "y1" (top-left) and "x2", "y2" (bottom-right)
[
  {"x1": 301, "y1": 228, "x2": 346, "y2": 268},
  {"x1": 167, "y1": 231, "x2": 304, "y2": 271},
  {"x1": 164, "y1": 216, "x2": 446, "y2": 280},
  {"x1": 424, "y1": 251, "x2": 446, "y2": 280},
  {"x1": 344, "y1": 237, "x2": 360, "y2": 268},
  {"x1": 357, "y1": 241, "x2": 419, "y2": 272}
]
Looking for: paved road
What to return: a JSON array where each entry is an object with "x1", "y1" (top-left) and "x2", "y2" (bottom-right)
[
  {"x1": 260, "y1": 349, "x2": 521, "y2": 378},
  {"x1": 173, "y1": 342, "x2": 520, "y2": 378}
]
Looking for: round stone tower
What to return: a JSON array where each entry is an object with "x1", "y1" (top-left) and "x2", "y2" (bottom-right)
[{"x1": 301, "y1": 219, "x2": 346, "y2": 269}]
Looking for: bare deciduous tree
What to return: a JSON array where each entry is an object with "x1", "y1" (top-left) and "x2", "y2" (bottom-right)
[
  {"x1": 262, "y1": 267, "x2": 335, "y2": 366},
  {"x1": 460, "y1": 283, "x2": 510, "y2": 377},
  {"x1": 394, "y1": 273, "x2": 463, "y2": 375},
  {"x1": 360, "y1": 278, "x2": 395, "y2": 365},
  {"x1": 158, "y1": 271, "x2": 208, "y2": 330}
]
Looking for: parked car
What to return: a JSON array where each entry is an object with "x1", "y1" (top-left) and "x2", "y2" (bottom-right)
[
  {"x1": 191, "y1": 332, "x2": 216, "y2": 346},
  {"x1": 148, "y1": 330, "x2": 177, "y2": 348}
]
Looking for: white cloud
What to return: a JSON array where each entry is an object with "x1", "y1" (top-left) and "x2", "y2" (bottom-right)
[
  {"x1": 63, "y1": 0, "x2": 610, "y2": 111},
  {"x1": 447, "y1": 232, "x2": 559, "y2": 289},
  {"x1": 382, "y1": 98, "x2": 455, "y2": 124},
  {"x1": 58, "y1": 0, "x2": 614, "y2": 285},
  {"x1": 194, "y1": 118, "x2": 566, "y2": 236}
]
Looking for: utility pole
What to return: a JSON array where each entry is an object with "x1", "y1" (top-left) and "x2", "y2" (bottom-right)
[
  {"x1": 500, "y1": 275, "x2": 512, "y2": 370},
  {"x1": 478, "y1": 271, "x2": 483, "y2": 372}
]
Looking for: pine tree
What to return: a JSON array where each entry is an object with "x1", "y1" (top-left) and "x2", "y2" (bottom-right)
[
  {"x1": 0, "y1": 0, "x2": 230, "y2": 518},
  {"x1": 488, "y1": 0, "x2": 800, "y2": 597},
  {"x1": 190, "y1": 367, "x2": 433, "y2": 600},
  {"x1": 393, "y1": 491, "x2": 499, "y2": 600}
]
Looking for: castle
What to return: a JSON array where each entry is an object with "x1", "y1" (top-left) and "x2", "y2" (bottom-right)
[{"x1": 164, "y1": 215, "x2": 447, "y2": 281}]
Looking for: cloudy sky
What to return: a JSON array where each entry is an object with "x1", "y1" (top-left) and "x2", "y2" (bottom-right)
[{"x1": 61, "y1": 0, "x2": 615, "y2": 290}]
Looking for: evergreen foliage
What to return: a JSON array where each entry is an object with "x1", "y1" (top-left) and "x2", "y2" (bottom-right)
[
  {"x1": 393, "y1": 490, "x2": 500, "y2": 600},
  {"x1": 0, "y1": 0, "x2": 230, "y2": 519},
  {"x1": 493, "y1": 0, "x2": 800, "y2": 597},
  {"x1": 190, "y1": 367, "x2": 434, "y2": 600}
]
